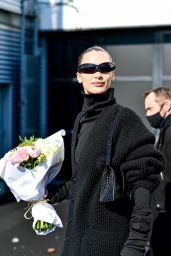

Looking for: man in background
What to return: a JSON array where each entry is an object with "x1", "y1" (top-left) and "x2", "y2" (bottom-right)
[{"x1": 144, "y1": 86, "x2": 171, "y2": 255}]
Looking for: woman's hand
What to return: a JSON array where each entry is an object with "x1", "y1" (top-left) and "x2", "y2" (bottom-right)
[{"x1": 44, "y1": 189, "x2": 48, "y2": 198}]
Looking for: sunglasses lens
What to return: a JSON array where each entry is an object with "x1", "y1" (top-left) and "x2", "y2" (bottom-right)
[
  {"x1": 78, "y1": 62, "x2": 115, "y2": 74},
  {"x1": 78, "y1": 64, "x2": 96, "y2": 74},
  {"x1": 99, "y1": 63, "x2": 115, "y2": 72}
]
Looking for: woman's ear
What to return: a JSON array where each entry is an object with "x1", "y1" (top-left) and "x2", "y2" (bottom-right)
[
  {"x1": 165, "y1": 99, "x2": 171, "y2": 111},
  {"x1": 76, "y1": 72, "x2": 82, "y2": 84},
  {"x1": 111, "y1": 71, "x2": 115, "y2": 81}
]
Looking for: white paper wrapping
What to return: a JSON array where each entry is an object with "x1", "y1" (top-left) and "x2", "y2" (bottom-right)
[
  {"x1": 0, "y1": 130, "x2": 65, "y2": 235},
  {"x1": 31, "y1": 201, "x2": 63, "y2": 235},
  {"x1": 0, "y1": 130, "x2": 65, "y2": 202}
]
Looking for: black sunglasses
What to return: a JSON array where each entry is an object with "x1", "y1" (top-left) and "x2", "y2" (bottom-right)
[{"x1": 78, "y1": 62, "x2": 116, "y2": 74}]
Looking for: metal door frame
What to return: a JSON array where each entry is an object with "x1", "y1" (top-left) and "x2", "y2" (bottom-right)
[{"x1": 0, "y1": 83, "x2": 13, "y2": 156}]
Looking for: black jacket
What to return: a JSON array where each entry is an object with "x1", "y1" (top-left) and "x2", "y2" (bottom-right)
[
  {"x1": 157, "y1": 115, "x2": 171, "y2": 181},
  {"x1": 149, "y1": 115, "x2": 171, "y2": 255},
  {"x1": 51, "y1": 89, "x2": 164, "y2": 256}
]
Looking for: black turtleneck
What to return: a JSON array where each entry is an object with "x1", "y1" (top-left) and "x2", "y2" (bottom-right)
[
  {"x1": 82, "y1": 87, "x2": 116, "y2": 113},
  {"x1": 75, "y1": 88, "x2": 116, "y2": 162}
]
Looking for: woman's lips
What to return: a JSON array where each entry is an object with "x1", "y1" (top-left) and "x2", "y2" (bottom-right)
[{"x1": 91, "y1": 82, "x2": 105, "y2": 86}]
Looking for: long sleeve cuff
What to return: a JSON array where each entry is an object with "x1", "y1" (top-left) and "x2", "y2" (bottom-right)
[
  {"x1": 120, "y1": 186, "x2": 152, "y2": 256},
  {"x1": 50, "y1": 181, "x2": 71, "y2": 204}
]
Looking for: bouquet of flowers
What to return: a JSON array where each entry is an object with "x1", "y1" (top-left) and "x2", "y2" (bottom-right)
[{"x1": 0, "y1": 130, "x2": 65, "y2": 235}]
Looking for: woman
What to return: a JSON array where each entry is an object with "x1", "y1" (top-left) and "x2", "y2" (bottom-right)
[{"x1": 50, "y1": 46, "x2": 164, "y2": 256}]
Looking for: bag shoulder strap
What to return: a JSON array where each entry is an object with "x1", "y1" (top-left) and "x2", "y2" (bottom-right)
[
  {"x1": 105, "y1": 105, "x2": 123, "y2": 167},
  {"x1": 105, "y1": 120, "x2": 115, "y2": 167}
]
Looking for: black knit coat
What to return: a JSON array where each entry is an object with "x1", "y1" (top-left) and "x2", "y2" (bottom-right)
[{"x1": 51, "y1": 89, "x2": 164, "y2": 256}]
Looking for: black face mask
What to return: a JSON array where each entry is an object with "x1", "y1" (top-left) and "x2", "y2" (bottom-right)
[{"x1": 146, "y1": 112, "x2": 165, "y2": 129}]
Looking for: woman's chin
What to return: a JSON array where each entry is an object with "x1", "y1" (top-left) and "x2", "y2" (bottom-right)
[{"x1": 89, "y1": 87, "x2": 109, "y2": 94}]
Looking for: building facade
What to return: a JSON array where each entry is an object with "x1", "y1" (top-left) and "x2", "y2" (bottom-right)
[
  {"x1": 1, "y1": 0, "x2": 171, "y2": 181},
  {"x1": 0, "y1": 0, "x2": 38, "y2": 157}
]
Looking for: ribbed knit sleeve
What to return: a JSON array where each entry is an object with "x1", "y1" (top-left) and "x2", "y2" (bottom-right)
[
  {"x1": 114, "y1": 107, "x2": 165, "y2": 191},
  {"x1": 50, "y1": 181, "x2": 71, "y2": 204},
  {"x1": 113, "y1": 107, "x2": 165, "y2": 255}
]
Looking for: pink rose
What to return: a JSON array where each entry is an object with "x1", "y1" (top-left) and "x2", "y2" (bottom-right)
[
  {"x1": 25, "y1": 147, "x2": 41, "y2": 158},
  {"x1": 8, "y1": 148, "x2": 29, "y2": 166}
]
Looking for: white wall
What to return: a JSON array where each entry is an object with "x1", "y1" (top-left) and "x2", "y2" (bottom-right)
[
  {"x1": 75, "y1": 0, "x2": 171, "y2": 29},
  {"x1": 37, "y1": 0, "x2": 171, "y2": 30}
]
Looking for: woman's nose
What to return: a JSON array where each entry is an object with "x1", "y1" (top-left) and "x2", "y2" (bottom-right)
[{"x1": 94, "y1": 71, "x2": 103, "y2": 77}]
